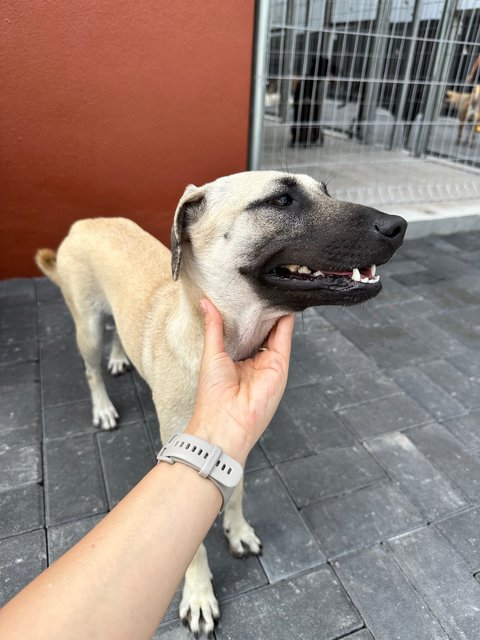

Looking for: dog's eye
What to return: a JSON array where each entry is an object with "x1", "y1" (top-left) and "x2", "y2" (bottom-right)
[{"x1": 269, "y1": 194, "x2": 293, "y2": 207}]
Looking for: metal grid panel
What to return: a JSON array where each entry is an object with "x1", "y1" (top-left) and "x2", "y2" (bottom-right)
[{"x1": 252, "y1": 0, "x2": 480, "y2": 205}]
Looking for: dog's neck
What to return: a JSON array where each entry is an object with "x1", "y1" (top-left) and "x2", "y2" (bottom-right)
[{"x1": 175, "y1": 281, "x2": 284, "y2": 362}]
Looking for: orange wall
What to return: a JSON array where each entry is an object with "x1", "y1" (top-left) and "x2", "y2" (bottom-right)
[{"x1": 0, "y1": 1, "x2": 255, "y2": 278}]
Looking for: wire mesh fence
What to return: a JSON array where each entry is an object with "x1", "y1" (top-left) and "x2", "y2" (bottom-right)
[{"x1": 251, "y1": 0, "x2": 480, "y2": 205}]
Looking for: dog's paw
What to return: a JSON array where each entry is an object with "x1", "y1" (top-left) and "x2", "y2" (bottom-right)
[
  {"x1": 179, "y1": 580, "x2": 219, "y2": 637},
  {"x1": 93, "y1": 401, "x2": 119, "y2": 430},
  {"x1": 224, "y1": 520, "x2": 262, "y2": 558},
  {"x1": 107, "y1": 355, "x2": 131, "y2": 376}
]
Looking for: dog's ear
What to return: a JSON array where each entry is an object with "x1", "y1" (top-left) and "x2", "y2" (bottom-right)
[{"x1": 171, "y1": 184, "x2": 205, "y2": 281}]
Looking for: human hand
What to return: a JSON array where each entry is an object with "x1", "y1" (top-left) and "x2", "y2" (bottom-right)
[{"x1": 186, "y1": 298, "x2": 295, "y2": 465}]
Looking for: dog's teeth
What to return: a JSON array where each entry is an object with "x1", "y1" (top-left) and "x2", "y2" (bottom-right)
[
  {"x1": 298, "y1": 266, "x2": 312, "y2": 274},
  {"x1": 285, "y1": 264, "x2": 300, "y2": 272},
  {"x1": 372, "y1": 275, "x2": 380, "y2": 283},
  {"x1": 371, "y1": 264, "x2": 376, "y2": 277},
  {"x1": 313, "y1": 270, "x2": 324, "y2": 277},
  {"x1": 351, "y1": 268, "x2": 361, "y2": 282},
  {"x1": 361, "y1": 277, "x2": 370, "y2": 283}
]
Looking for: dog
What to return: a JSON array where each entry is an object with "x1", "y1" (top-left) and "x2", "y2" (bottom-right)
[
  {"x1": 445, "y1": 87, "x2": 480, "y2": 144},
  {"x1": 35, "y1": 171, "x2": 407, "y2": 636}
]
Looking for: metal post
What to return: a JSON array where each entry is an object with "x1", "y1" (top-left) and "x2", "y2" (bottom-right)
[
  {"x1": 413, "y1": 0, "x2": 459, "y2": 157},
  {"x1": 363, "y1": 0, "x2": 394, "y2": 145},
  {"x1": 387, "y1": 0, "x2": 425, "y2": 150},
  {"x1": 314, "y1": 0, "x2": 334, "y2": 128},
  {"x1": 248, "y1": 0, "x2": 271, "y2": 170},
  {"x1": 279, "y1": 0, "x2": 296, "y2": 123}
]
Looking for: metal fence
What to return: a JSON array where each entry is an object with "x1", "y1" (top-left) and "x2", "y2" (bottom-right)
[{"x1": 250, "y1": 0, "x2": 480, "y2": 205}]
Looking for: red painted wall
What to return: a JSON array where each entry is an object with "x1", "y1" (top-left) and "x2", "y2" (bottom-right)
[{"x1": 0, "y1": 1, "x2": 255, "y2": 278}]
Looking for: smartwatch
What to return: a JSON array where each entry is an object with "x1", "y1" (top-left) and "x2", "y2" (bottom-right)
[{"x1": 157, "y1": 433, "x2": 244, "y2": 510}]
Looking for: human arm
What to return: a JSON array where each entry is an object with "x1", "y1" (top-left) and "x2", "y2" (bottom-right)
[{"x1": 0, "y1": 300, "x2": 295, "y2": 640}]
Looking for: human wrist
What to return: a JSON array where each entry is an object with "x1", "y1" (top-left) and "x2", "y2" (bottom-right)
[{"x1": 184, "y1": 415, "x2": 251, "y2": 467}]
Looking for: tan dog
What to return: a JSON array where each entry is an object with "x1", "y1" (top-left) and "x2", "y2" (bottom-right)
[
  {"x1": 36, "y1": 170, "x2": 406, "y2": 636},
  {"x1": 445, "y1": 87, "x2": 480, "y2": 144}
]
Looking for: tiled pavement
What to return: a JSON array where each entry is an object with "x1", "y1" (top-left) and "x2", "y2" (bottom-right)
[{"x1": 2, "y1": 230, "x2": 480, "y2": 639}]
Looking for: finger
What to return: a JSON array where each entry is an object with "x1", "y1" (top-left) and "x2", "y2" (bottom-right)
[
  {"x1": 267, "y1": 314, "x2": 295, "y2": 360},
  {"x1": 200, "y1": 297, "x2": 225, "y2": 358}
]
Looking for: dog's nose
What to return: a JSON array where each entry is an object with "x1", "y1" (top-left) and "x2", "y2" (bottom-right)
[{"x1": 374, "y1": 213, "x2": 407, "y2": 248}]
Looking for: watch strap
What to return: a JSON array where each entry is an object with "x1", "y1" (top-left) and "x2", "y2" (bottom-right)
[{"x1": 157, "y1": 433, "x2": 243, "y2": 509}]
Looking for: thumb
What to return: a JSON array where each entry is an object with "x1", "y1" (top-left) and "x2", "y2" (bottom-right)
[{"x1": 200, "y1": 298, "x2": 225, "y2": 359}]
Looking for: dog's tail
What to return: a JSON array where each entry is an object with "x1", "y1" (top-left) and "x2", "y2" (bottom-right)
[{"x1": 35, "y1": 248, "x2": 60, "y2": 285}]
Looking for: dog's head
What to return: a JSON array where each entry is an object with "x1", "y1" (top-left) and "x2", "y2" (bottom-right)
[{"x1": 171, "y1": 171, "x2": 406, "y2": 314}]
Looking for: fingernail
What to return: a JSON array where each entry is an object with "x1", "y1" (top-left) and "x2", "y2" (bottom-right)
[{"x1": 199, "y1": 299, "x2": 207, "y2": 314}]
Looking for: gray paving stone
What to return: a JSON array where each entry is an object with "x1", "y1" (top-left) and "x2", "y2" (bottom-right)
[
  {"x1": 0, "y1": 304, "x2": 37, "y2": 345},
  {"x1": 0, "y1": 381, "x2": 41, "y2": 431},
  {"x1": 316, "y1": 370, "x2": 400, "y2": 411},
  {"x1": 381, "y1": 257, "x2": 428, "y2": 275},
  {"x1": 244, "y1": 442, "x2": 269, "y2": 473},
  {"x1": 427, "y1": 276, "x2": 480, "y2": 310},
  {"x1": 0, "y1": 529, "x2": 47, "y2": 605},
  {"x1": 334, "y1": 545, "x2": 449, "y2": 640},
  {"x1": 408, "y1": 422, "x2": 480, "y2": 503},
  {"x1": 277, "y1": 445, "x2": 385, "y2": 507},
  {"x1": 419, "y1": 359, "x2": 480, "y2": 411},
  {"x1": 35, "y1": 276, "x2": 63, "y2": 304},
  {"x1": 394, "y1": 315, "x2": 466, "y2": 359},
  {"x1": 303, "y1": 481, "x2": 424, "y2": 558},
  {"x1": 442, "y1": 412, "x2": 480, "y2": 453},
  {"x1": 324, "y1": 302, "x2": 384, "y2": 328},
  {"x1": 374, "y1": 297, "x2": 440, "y2": 324},
  {"x1": 0, "y1": 339, "x2": 37, "y2": 365},
  {"x1": 388, "y1": 527, "x2": 480, "y2": 639},
  {"x1": 309, "y1": 331, "x2": 374, "y2": 374},
  {"x1": 338, "y1": 393, "x2": 433, "y2": 439},
  {"x1": 44, "y1": 433, "x2": 107, "y2": 525},
  {"x1": 420, "y1": 253, "x2": 480, "y2": 281},
  {"x1": 0, "y1": 443, "x2": 42, "y2": 491},
  {"x1": 47, "y1": 514, "x2": 104, "y2": 563},
  {"x1": 282, "y1": 384, "x2": 356, "y2": 451},
  {"x1": 0, "y1": 485, "x2": 44, "y2": 539},
  {"x1": 40, "y1": 338, "x2": 90, "y2": 405},
  {"x1": 364, "y1": 432, "x2": 466, "y2": 520},
  {"x1": 340, "y1": 323, "x2": 435, "y2": 369},
  {"x1": 391, "y1": 270, "x2": 445, "y2": 287},
  {"x1": 260, "y1": 402, "x2": 314, "y2": 464},
  {"x1": 343, "y1": 631, "x2": 374, "y2": 640},
  {"x1": 390, "y1": 365, "x2": 466, "y2": 421},
  {"x1": 442, "y1": 232, "x2": 480, "y2": 252},
  {"x1": 0, "y1": 388, "x2": 41, "y2": 447},
  {"x1": 40, "y1": 336, "x2": 136, "y2": 407},
  {"x1": 287, "y1": 336, "x2": 343, "y2": 389},
  {"x1": 97, "y1": 422, "x2": 155, "y2": 507},
  {"x1": 204, "y1": 519, "x2": 268, "y2": 601},
  {"x1": 215, "y1": 566, "x2": 363, "y2": 640},
  {"x1": 448, "y1": 350, "x2": 480, "y2": 377},
  {"x1": 153, "y1": 620, "x2": 194, "y2": 640},
  {"x1": 37, "y1": 300, "x2": 75, "y2": 339},
  {"x1": 436, "y1": 507, "x2": 480, "y2": 573},
  {"x1": 133, "y1": 372, "x2": 157, "y2": 415},
  {"x1": 0, "y1": 278, "x2": 36, "y2": 307},
  {"x1": 430, "y1": 308, "x2": 480, "y2": 351},
  {"x1": 0, "y1": 361, "x2": 39, "y2": 386},
  {"x1": 43, "y1": 387, "x2": 143, "y2": 439},
  {"x1": 371, "y1": 275, "x2": 419, "y2": 306},
  {"x1": 145, "y1": 411, "x2": 161, "y2": 452},
  {"x1": 243, "y1": 468, "x2": 325, "y2": 582},
  {"x1": 295, "y1": 306, "x2": 333, "y2": 334}
]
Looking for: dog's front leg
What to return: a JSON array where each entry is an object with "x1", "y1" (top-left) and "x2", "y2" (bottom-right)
[
  {"x1": 179, "y1": 543, "x2": 219, "y2": 636},
  {"x1": 223, "y1": 480, "x2": 262, "y2": 557}
]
